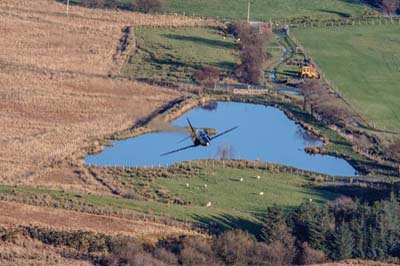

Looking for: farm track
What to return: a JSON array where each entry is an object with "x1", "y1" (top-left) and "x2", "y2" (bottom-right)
[{"x1": 0, "y1": 0, "x2": 220, "y2": 190}]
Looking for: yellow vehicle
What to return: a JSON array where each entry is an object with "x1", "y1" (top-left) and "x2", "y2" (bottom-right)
[{"x1": 299, "y1": 59, "x2": 320, "y2": 79}]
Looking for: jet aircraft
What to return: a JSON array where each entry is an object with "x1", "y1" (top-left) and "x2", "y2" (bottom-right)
[{"x1": 160, "y1": 118, "x2": 238, "y2": 156}]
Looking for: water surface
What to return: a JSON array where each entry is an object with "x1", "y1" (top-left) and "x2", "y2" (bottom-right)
[{"x1": 85, "y1": 102, "x2": 355, "y2": 176}]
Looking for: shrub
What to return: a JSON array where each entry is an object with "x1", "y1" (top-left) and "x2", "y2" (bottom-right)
[
  {"x1": 299, "y1": 242, "x2": 328, "y2": 265},
  {"x1": 152, "y1": 247, "x2": 178, "y2": 265},
  {"x1": 134, "y1": 0, "x2": 165, "y2": 13},
  {"x1": 193, "y1": 66, "x2": 221, "y2": 87},
  {"x1": 213, "y1": 230, "x2": 256, "y2": 265},
  {"x1": 387, "y1": 141, "x2": 400, "y2": 162}
]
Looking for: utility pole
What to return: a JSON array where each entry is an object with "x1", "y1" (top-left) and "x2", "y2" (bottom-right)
[
  {"x1": 247, "y1": 1, "x2": 250, "y2": 23},
  {"x1": 66, "y1": 0, "x2": 70, "y2": 16}
]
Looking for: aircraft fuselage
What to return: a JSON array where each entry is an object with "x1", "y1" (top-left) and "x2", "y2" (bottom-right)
[{"x1": 193, "y1": 129, "x2": 210, "y2": 146}]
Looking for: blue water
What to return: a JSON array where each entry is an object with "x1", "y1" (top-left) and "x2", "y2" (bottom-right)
[{"x1": 85, "y1": 102, "x2": 356, "y2": 176}]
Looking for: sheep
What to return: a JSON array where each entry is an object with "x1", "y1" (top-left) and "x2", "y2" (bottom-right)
[
  {"x1": 257, "y1": 175, "x2": 261, "y2": 180},
  {"x1": 206, "y1": 201, "x2": 212, "y2": 207},
  {"x1": 203, "y1": 184, "x2": 208, "y2": 189},
  {"x1": 259, "y1": 192, "x2": 264, "y2": 196},
  {"x1": 309, "y1": 198, "x2": 313, "y2": 202},
  {"x1": 240, "y1": 178, "x2": 243, "y2": 182},
  {"x1": 186, "y1": 183, "x2": 189, "y2": 188}
]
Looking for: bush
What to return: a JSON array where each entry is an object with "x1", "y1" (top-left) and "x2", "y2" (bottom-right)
[
  {"x1": 213, "y1": 230, "x2": 256, "y2": 265},
  {"x1": 387, "y1": 141, "x2": 400, "y2": 162},
  {"x1": 134, "y1": 0, "x2": 165, "y2": 13},
  {"x1": 152, "y1": 247, "x2": 178, "y2": 265},
  {"x1": 193, "y1": 66, "x2": 221, "y2": 87},
  {"x1": 299, "y1": 242, "x2": 328, "y2": 265}
]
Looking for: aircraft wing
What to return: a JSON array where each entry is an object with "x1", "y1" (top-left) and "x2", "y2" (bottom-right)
[
  {"x1": 210, "y1": 126, "x2": 238, "y2": 141},
  {"x1": 160, "y1": 144, "x2": 198, "y2": 156}
]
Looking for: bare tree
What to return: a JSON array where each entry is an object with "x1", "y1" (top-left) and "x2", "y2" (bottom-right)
[
  {"x1": 217, "y1": 144, "x2": 235, "y2": 159},
  {"x1": 231, "y1": 22, "x2": 267, "y2": 84},
  {"x1": 382, "y1": 0, "x2": 399, "y2": 15},
  {"x1": 299, "y1": 80, "x2": 351, "y2": 126}
]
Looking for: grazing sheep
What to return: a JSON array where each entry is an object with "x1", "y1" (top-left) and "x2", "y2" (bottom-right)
[
  {"x1": 206, "y1": 202, "x2": 212, "y2": 207},
  {"x1": 186, "y1": 183, "x2": 189, "y2": 188},
  {"x1": 259, "y1": 192, "x2": 264, "y2": 196},
  {"x1": 309, "y1": 198, "x2": 313, "y2": 202},
  {"x1": 257, "y1": 176, "x2": 261, "y2": 180},
  {"x1": 203, "y1": 184, "x2": 208, "y2": 189},
  {"x1": 240, "y1": 178, "x2": 243, "y2": 182}
]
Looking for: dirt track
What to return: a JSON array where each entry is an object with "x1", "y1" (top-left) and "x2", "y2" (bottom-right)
[{"x1": 0, "y1": 0, "x2": 215, "y2": 189}]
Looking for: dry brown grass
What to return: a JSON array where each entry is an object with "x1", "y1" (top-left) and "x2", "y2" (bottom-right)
[
  {"x1": 0, "y1": 237, "x2": 91, "y2": 266},
  {"x1": 0, "y1": 201, "x2": 199, "y2": 241},
  {"x1": 0, "y1": 0, "x2": 216, "y2": 188}
]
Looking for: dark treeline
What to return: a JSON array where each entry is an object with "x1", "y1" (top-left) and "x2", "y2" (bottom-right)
[
  {"x1": 263, "y1": 195, "x2": 400, "y2": 264},
  {"x1": 2, "y1": 195, "x2": 400, "y2": 265},
  {"x1": 68, "y1": 0, "x2": 165, "y2": 13}
]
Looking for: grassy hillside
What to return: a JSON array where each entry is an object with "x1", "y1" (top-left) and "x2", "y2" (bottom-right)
[
  {"x1": 122, "y1": 27, "x2": 239, "y2": 83},
  {"x1": 292, "y1": 25, "x2": 400, "y2": 132},
  {"x1": 0, "y1": 164, "x2": 339, "y2": 234},
  {"x1": 165, "y1": 0, "x2": 372, "y2": 20}
]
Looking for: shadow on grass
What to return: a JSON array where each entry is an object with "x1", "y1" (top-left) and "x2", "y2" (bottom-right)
[
  {"x1": 192, "y1": 213, "x2": 263, "y2": 237},
  {"x1": 318, "y1": 185, "x2": 391, "y2": 203},
  {"x1": 214, "y1": 61, "x2": 236, "y2": 71},
  {"x1": 277, "y1": 70, "x2": 299, "y2": 78},
  {"x1": 318, "y1": 9, "x2": 351, "y2": 18},
  {"x1": 163, "y1": 34, "x2": 236, "y2": 50}
]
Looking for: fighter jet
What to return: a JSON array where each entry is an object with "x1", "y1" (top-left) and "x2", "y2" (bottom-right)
[{"x1": 160, "y1": 118, "x2": 238, "y2": 156}]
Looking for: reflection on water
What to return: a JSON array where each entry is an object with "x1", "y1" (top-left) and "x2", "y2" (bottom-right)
[{"x1": 85, "y1": 102, "x2": 356, "y2": 176}]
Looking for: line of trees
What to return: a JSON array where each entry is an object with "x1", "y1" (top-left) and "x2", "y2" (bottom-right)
[
  {"x1": 229, "y1": 22, "x2": 269, "y2": 85},
  {"x1": 299, "y1": 80, "x2": 352, "y2": 127},
  {"x1": 261, "y1": 195, "x2": 400, "y2": 264}
]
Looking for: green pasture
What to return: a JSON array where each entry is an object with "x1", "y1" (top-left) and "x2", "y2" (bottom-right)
[
  {"x1": 165, "y1": 0, "x2": 373, "y2": 21},
  {"x1": 292, "y1": 24, "x2": 400, "y2": 131},
  {"x1": 122, "y1": 27, "x2": 239, "y2": 83},
  {"x1": 0, "y1": 165, "x2": 338, "y2": 234}
]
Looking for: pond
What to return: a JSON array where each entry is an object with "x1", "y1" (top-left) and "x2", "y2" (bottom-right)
[{"x1": 85, "y1": 102, "x2": 356, "y2": 176}]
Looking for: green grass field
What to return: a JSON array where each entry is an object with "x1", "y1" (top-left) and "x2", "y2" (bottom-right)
[
  {"x1": 165, "y1": 0, "x2": 372, "y2": 21},
  {"x1": 292, "y1": 25, "x2": 400, "y2": 132},
  {"x1": 0, "y1": 165, "x2": 338, "y2": 233},
  {"x1": 122, "y1": 27, "x2": 239, "y2": 83}
]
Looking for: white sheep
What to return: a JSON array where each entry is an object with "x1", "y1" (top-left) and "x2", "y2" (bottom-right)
[
  {"x1": 206, "y1": 202, "x2": 212, "y2": 207},
  {"x1": 257, "y1": 175, "x2": 261, "y2": 180},
  {"x1": 203, "y1": 184, "x2": 208, "y2": 189},
  {"x1": 240, "y1": 178, "x2": 243, "y2": 182},
  {"x1": 259, "y1": 192, "x2": 264, "y2": 196},
  {"x1": 309, "y1": 198, "x2": 313, "y2": 202},
  {"x1": 186, "y1": 183, "x2": 189, "y2": 188}
]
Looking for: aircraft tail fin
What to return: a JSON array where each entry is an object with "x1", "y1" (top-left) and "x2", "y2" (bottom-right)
[{"x1": 187, "y1": 118, "x2": 196, "y2": 134}]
